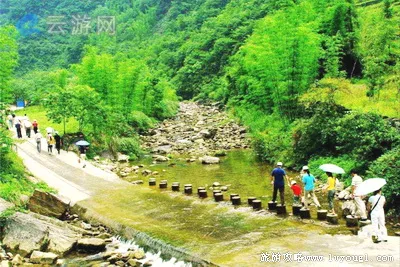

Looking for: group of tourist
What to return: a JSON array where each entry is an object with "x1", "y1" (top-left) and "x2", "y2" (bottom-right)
[
  {"x1": 270, "y1": 162, "x2": 388, "y2": 243},
  {"x1": 6, "y1": 113, "x2": 62, "y2": 155}
]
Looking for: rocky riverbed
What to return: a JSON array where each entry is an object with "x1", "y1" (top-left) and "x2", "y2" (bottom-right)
[{"x1": 140, "y1": 102, "x2": 250, "y2": 157}]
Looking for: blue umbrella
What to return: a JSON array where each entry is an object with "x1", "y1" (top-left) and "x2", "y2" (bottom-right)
[{"x1": 76, "y1": 140, "x2": 90, "y2": 146}]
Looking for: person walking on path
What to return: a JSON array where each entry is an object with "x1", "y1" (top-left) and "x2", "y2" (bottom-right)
[
  {"x1": 290, "y1": 180, "x2": 302, "y2": 205},
  {"x1": 325, "y1": 172, "x2": 336, "y2": 214},
  {"x1": 32, "y1": 120, "x2": 38, "y2": 134},
  {"x1": 14, "y1": 117, "x2": 22, "y2": 138},
  {"x1": 24, "y1": 119, "x2": 32, "y2": 138},
  {"x1": 351, "y1": 169, "x2": 368, "y2": 221},
  {"x1": 302, "y1": 166, "x2": 321, "y2": 209},
  {"x1": 78, "y1": 145, "x2": 87, "y2": 168},
  {"x1": 35, "y1": 130, "x2": 43, "y2": 153},
  {"x1": 7, "y1": 113, "x2": 13, "y2": 129},
  {"x1": 271, "y1": 162, "x2": 290, "y2": 206},
  {"x1": 367, "y1": 188, "x2": 387, "y2": 243},
  {"x1": 54, "y1": 131, "x2": 62, "y2": 155},
  {"x1": 47, "y1": 133, "x2": 55, "y2": 154}
]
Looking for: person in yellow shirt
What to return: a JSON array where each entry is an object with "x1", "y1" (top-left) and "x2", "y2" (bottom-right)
[{"x1": 326, "y1": 172, "x2": 336, "y2": 214}]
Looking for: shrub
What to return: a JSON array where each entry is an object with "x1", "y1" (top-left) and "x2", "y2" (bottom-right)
[
  {"x1": 128, "y1": 111, "x2": 155, "y2": 132},
  {"x1": 307, "y1": 155, "x2": 361, "y2": 185},
  {"x1": 335, "y1": 112, "x2": 399, "y2": 162},
  {"x1": 292, "y1": 103, "x2": 347, "y2": 163},
  {"x1": 367, "y1": 147, "x2": 400, "y2": 212},
  {"x1": 112, "y1": 137, "x2": 142, "y2": 160}
]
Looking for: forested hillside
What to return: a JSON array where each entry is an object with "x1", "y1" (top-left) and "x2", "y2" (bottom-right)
[{"x1": 1, "y1": 0, "x2": 399, "y2": 209}]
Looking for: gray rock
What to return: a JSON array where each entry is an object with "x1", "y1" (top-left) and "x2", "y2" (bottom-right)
[
  {"x1": 141, "y1": 169, "x2": 152, "y2": 176},
  {"x1": 117, "y1": 153, "x2": 130, "y2": 162},
  {"x1": 11, "y1": 254, "x2": 23, "y2": 265},
  {"x1": 2, "y1": 212, "x2": 79, "y2": 256},
  {"x1": 28, "y1": 189, "x2": 70, "y2": 219},
  {"x1": 200, "y1": 156, "x2": 220, "y2": 164},
  {"x1": 0, "y1": 261, "x2": 10, "y2": 267},
  {"x1": 80, "y1": 222, "x2": 92, "y2": 230},
  {"x1": 152, "y1": 146, "x2": 172, "y2": 155},
  {"x1": 77, "y1": 238, "x2": 106, "y2": 253},
  {"x1": 153, "y1": 155, "x2": 169, "y2": 162},
  {"x1": 30, "y1": 251, "x2": 58, "y2": 264}
]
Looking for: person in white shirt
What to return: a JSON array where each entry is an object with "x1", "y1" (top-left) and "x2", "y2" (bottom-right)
[
  {"x1": 351, "y1": 169, "x2": 368, "y2": 221},
  {"x1": 368, "y1": 188, "x2": 387, "y2": 243},
  {"x1": 35, "y1": 130, "x2": 43, "y2": 153}
]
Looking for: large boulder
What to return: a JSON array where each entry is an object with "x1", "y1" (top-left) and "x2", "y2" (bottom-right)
[
  {"x1": 2, "y1": 212, "x2": 80, "y2": 257},
  {"x1": 152, "y1": 145, "x2": 172, "y2": 155},
  {"x1": 77, "y1": 238, "x2": 106, "y2": 253},
  {"x1": 199, "y1": 156, "x2": 220, "y2": 164},
  {"x1": 30, "y1": 251, "x2": 58, "y2": 264},
  {"x1": 29, "y1": 190, "x2": 70, "y2": 219},
  {"x1": 117, "y1": 153, "x2": 130, "y2": 162},
  {"x1": 153, "y1": 155, "x2": 169, "y2": 162}
]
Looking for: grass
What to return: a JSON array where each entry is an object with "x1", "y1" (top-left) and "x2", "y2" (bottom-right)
[
  {"x1": 0, "y1": 148, "x2": 56, "y2": 205},
  {"x1": 335, "y1": 83, "x2": 400, "y2": 118},
  {"x1": 14, "y1": 105, "x2": 79, "y2": 134}
]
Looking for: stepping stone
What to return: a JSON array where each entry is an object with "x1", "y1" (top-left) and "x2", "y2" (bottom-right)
[
  {"x1": 197, "y1": 187, "x2": 206, "y2": 195},
  {"x1": 346, "y1": 215, "x2": 358, "y2": 227},
  {"x1": 248, "y1": 197, "x2": 256, "y2": 206},
  {"x1": 184, "y1": 186, "x2": 192, "y2": 195},
  {"x1": 230, "y1": 194, "x2": 239, "y2": 201},
  {"x1": 232, "y1": 196, "x2": 241, "y2": 206},
  {"x1": 292, "y1": 204, "x2": 302, "y2": 216},
  {"x1": 300, "y1": 208, "x2": 311, "y2": 219},
  {"x1": 214, "y1": 193, "x2": 223, "y2": 202},
  {"x1": 276, "y1": 204, "x2": 286, "y2": 215},
  {"x1": 171, "y1": 184, "x2": 180, "y2": 191},
  {"x1": 252, "y1": 200, "x2": 262, "y2": 210},
  {"x1": 198, "y1": 190, "x2": 207, "y2": 198},
  {"x1": 213, "y1": 190, "x2": 222, "y2": 197},
  {"x1": 268, "y1": 201, "x2": 277, "y2": 211},
  {"x1": 317, "y1": 210, "x2": 328, "y2": 221},
  {"x1": 327, "y1": 213, "x2": 338, "y2": 225}
]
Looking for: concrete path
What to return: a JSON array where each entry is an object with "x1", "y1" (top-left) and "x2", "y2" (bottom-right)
[
  {"x1": 17, "y1": 137, "x2": 125, "y2": 204},
  {"x1": 16, "y1": 138, "x2": 400, "y2": 267}
]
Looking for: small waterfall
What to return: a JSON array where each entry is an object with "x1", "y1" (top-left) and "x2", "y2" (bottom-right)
[{"x1": 110, "y1": 236, "x2": 193, "y2": 267}]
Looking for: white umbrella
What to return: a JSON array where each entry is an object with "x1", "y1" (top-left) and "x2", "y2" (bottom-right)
[
  {"x1": 355, "y1": 178, "x2": 386, "y2": 196},
  {"x1": 319, "y1": 164, "x2": 345, "y2": 174}
]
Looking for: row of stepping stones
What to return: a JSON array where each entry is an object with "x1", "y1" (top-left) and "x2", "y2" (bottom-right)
[{"x1": 149, "y1": 179, "x2": 368, "y2": 227}]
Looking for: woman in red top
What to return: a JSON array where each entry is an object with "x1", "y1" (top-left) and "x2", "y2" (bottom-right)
[
  {"x1": 290, "y1": 180, "x2": 302, "y2": 204},
  {"x1": 32, "y1": 120, "x2": 38, "y2": 134}
]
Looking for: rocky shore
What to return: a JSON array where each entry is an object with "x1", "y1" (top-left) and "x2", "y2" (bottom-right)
[{"x1": 0, "y1": 191, "x2": 186, "y2": 267}]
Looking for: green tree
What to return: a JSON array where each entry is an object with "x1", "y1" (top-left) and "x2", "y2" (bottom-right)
[{"x1": 0, "y1": 26, "x2": 18, "y2": 104}]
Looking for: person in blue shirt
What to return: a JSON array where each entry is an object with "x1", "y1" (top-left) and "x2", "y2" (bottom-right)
[
  {"x1": 271, "y1": 162, "x2": 290, "y2": 205},
  {"x1": 301, "y1": 166, "x2": 321, "y2": 209}
]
